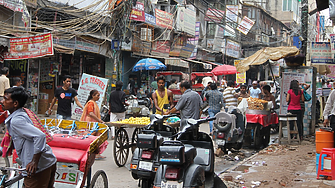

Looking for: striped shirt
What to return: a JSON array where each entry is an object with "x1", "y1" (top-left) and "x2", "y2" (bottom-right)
[{"x1": 223, "y1": 87, "x2": 237, "y2": 107}]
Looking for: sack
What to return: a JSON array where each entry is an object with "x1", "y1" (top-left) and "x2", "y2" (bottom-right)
[
  {"x1": 302, "y1": 86, "x2": 311, "y2": 101},
  {"x1": 127, "y1": 83, "x2": 131, "y2": 90}
]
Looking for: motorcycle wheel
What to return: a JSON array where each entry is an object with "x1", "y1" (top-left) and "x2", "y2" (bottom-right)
[
  {"x1": 234, "y1": 142, "x2": 243, "y2": 150},
  {"x1": 141, "y1": 179, "x2": 152, "y2": 188}
]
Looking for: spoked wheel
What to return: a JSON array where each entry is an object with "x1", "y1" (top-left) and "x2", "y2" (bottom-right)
[
  {"x1": 113, "y1": 128, "x2": 129, "y2": 167},
  {"x1": 89, "y1": 170, "x2": 108, "y2": 188},
  {"x1": 132, "y1": 128, "x2": 141, "y2": 144}
]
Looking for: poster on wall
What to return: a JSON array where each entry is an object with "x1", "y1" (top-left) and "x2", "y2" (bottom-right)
[
  {"x1": 72, "y1": 73, "x2": 109, "y2": 120},
  {"x1": 5, "y1": 33, "x2": 53, "y2": 60},
  {"x1": 311, "y1": 42, "x2": 333, "y2": 64},
  {"x1": 279, "y1": 72, "x2": 305, "y2": 115},
  {"x1": 234, "y1": 60, "x2": 246, "y2": 83}
]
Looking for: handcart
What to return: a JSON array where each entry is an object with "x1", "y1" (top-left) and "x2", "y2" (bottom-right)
[
  {"x1": 106, "y1": 121, "x2": 180, "y2": 167},
  {"x1": 6, "y1": 119, "x2": 110, "y2": 188}
]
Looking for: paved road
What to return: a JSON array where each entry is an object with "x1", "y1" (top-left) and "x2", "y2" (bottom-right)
[{"x1": 92, "y1": 123, "x2": 213, "y2": 188}]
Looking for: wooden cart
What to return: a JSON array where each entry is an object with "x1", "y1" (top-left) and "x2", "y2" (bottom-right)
[{"x1": 106, "y1": 121, "x2": 180, "y2": 167}]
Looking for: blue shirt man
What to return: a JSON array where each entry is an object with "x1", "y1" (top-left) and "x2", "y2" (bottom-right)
[
  {"x1": 2, "y1": 87, "x2": 56, "y2": 188},
  {"x1": 205, "y1": 83, "x2": 223, "y2": 134}
]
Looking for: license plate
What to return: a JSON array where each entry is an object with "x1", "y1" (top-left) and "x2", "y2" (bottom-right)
[
  {"x1": 216, "y1": 139, "x2": 225, "y2": 146},
  {"x1": 138, "y1": 161, "x2": 153, "y2": 171},
  {"x1": 161, "y1": 181, "x2": 183, "y2": 188}
]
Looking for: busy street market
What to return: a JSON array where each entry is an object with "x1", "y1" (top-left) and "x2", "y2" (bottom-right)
[{"x1": 1, "y1": 0, "x2": 335, "y2": 187}]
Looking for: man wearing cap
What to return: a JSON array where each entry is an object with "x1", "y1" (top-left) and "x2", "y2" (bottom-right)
[{"x1": 248, "y1": 81, "x2": 261, "y2": 98}]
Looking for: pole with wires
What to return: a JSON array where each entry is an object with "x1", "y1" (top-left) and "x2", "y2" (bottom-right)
[{"x1": 301, "y1": 0, "x2": 308, "y2": 64}]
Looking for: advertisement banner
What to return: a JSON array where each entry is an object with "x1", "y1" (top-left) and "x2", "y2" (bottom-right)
[
  {"x1": 5, "y1": 33, "x2": 53, "y2": 60},
  {"x1": 155, "y1": 9, "x2": 173, "y2": 29},
  {"x1": 176, "y1": 6, "x2": 196, "y2": 35},
  {"x1": 145, "y1": 13, "x2": 156, "y2": 25},
  {"x1": 311, "y1": 42, "x2": 333, "y2": 64},
  {"x1": 180, "y1": 43, "x2": 195, "y2": 58},
  {"x1": 72, "y1": 73, "x2": 109, "y2": 120},
  {"x1": 188, "y1": 22, "x2": 200, "y2": 59},
  {"x1": 234, "y1": 60, "x2": 246, "y2": 83},
  {"x1": 226, "y1": 40, "x2": 240, "y2": 58},
  {"x1": 226, "y1": 5, "x2": 238, "y2": 23},
  {"x1": 130, "y1": 2, "x2": 145, "y2": 22},
  {"x1": 75, "y1": 38, "x2": 99, "y2": 53},
  {"x1": 237, "y1": 16, "x2": 255, "y2": 35},
  {"x1": 205, "y1": 8, "x2": 225, "y2": 23}
]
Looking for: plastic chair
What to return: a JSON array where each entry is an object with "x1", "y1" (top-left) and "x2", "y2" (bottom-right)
[{"x1": 317, "y1": 148, "x2": 335, "y2": 180}]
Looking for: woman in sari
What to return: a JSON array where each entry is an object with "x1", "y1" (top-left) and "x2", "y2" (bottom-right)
[{"x1": 80, "y1": 90, "x2": 107, "y2": 159}]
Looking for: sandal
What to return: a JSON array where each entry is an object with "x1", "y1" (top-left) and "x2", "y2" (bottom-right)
[{"x1": 95, "y1": 156, "x2": 106, "y2": 160}]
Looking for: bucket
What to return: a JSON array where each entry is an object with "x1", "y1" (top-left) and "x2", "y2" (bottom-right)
[{"x1": 316, "y1": 130, "x2": 334, "y2": 154}]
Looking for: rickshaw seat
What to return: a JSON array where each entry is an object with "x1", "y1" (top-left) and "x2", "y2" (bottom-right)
[{"x1": 51, "y1": 147, "x2": 87, "y2": 164}]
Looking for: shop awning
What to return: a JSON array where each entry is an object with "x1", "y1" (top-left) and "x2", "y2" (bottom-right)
[
  {"x1": 54, "y1": 44, "x2": 75, "y2": 55},
  {"x1": 183, "y1": 59, "x2": 212, "y2": 69},
  {"x1": 205, "y1": 61, "x2": 223, "y2": 67},
  {"x1": 0, "y1": 35, "x2": 10, "y2": 47},
  {"x1": 165, "y1": 58, "x2": 189, "y2": 68}
]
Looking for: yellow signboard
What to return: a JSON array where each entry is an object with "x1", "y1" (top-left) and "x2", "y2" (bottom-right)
[{"x1": 234, "y1": 60, "x2": 246, "y2": 83}]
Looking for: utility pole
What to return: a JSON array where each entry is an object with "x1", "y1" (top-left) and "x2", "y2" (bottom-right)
[{"x1": 301, "y1": 0, "x2": 308, "y2": 64}]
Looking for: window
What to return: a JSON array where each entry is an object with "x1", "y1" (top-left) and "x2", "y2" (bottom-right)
[
  {"x1": 141, "y1": 28, "x2": 152, "y2": 41},
  {"x1": 283, "y1": 0, "x2": 299, "y2": 15}
]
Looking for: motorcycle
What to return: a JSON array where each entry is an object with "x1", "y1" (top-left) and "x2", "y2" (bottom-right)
[
  {"x1": 130, "y1": 114, "x2": 177, "y2": 188},
  {"x1": 100, "y1": 105, "x2": 110, "y2": 122},
  {"x1": 213, "y1": 108, "x2": 245, "y2": 153},
  {"x1": 153, "y1": 117, "x2": 227, "y2": 188},
  {"x1": 126, "y1": 95, "x2": 151, "y2": 117}
]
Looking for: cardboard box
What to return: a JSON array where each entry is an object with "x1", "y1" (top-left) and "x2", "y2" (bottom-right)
[{"x1": 38, "y1": 99, "x2": 49, "y2": 114}]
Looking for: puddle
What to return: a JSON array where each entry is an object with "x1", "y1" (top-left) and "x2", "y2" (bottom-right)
[{"x1": 234, "y1": 165, "x2": 251, "y2": 173}]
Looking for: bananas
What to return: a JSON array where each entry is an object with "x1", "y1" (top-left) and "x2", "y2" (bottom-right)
[{"x1": 115, "y1": 117, "x2": 151, "y2": 125}]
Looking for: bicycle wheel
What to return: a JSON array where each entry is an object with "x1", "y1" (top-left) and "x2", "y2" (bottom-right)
[{"x1": 89, "y1": 170, "x2": 108, "y2": 188}]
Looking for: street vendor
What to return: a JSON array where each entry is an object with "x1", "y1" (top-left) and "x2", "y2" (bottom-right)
[
  {"x1": 152, "y1": 75, "x2": 174, "y2": 115},
  {"x1": 1, "y1": 87, "x2": 57, "y2": 188},
  {"x1": 237, "y1": 84, "x2": 250, "y2": 98},
  {"x1": 262, "y1": 85, "x2": 276, "y2": 109}
]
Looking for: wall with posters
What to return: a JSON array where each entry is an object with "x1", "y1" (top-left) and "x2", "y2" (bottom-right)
[
  {"x1": 279, "y1": 67, "x2": 317, "y2": 135},
  {"x1": 72, "y1": 73, "x2": 109, "y2": 120}
]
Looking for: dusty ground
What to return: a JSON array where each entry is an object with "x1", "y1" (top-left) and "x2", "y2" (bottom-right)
[{"x1": 219, "y1": 136, "x2": 335, "y2": 188}]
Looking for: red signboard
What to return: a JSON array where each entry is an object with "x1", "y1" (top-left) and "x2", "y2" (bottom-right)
[
  {"x1": 205, "y1": 8, "x2": 225, "y2": 23},
  {"x1": 130, "y1": 2, "x2": 145, "y2": 21},
  {"x1": 155, "y1": 9, "x2": 173, "y2": 29},
  {"x1": 5, "y1": 33, "x2": 54, "y2": 60}
]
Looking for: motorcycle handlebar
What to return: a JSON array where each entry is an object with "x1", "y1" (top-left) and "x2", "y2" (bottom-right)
[{"x1": 197, "y1": 117, "x2": 216, "y2": 124}]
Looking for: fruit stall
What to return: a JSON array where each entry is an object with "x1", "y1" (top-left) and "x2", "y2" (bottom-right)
[{"x1": 106, "y1": 117, "x2": 180, "y2": 167}]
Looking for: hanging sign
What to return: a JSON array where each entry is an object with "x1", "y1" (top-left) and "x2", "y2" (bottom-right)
[
  {"x1": 5, "y1": 33, "x2": 53, "y2": 60},
  {"x1": 205, "y1": 8, "x2": 225, "y2": 23},
  {"x1": 311, "y1": 42, "x2": 333, "y2": 64},
  {"x1": 155, "y1": 9, "x2": 173, "y2": 29},
  {"x1": 237, "y1": 16, "x2": 255, "y2": 35},
  {"x1": 72, "y1": 73, "x2": 109, "y2": 120}
]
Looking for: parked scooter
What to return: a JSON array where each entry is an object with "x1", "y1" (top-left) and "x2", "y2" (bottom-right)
[
  {"x1": 130, "y1": 114, "x2": 176, "y2": 188},
  {"x1": 153, "y1": 117, "x2": 227, "y2": 188},
  {"x1": 213, "y1": 108, "x2": 245, "y2": 153}
]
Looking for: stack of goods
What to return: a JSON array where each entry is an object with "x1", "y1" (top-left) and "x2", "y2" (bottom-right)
[
  {"x1": 115, "y1": 117, "x2": 151, "y2": 125},
  {"x1": 246, "y1": 97, "x2": 268, "y2": 110}
]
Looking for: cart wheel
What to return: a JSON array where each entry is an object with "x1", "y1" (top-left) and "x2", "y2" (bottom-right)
[
  {"x1": 89, "y1": 170, "x2": 108, "y2": 188},
  {"x1": 132, "y1": 128, "x2": 140, "y2": 144},
  {"x1": 253, "y1": 125, "x2": 262, "y2": 149},
  {"x1": 113, "y1": 128, "x2": 129, "y2": 167}
]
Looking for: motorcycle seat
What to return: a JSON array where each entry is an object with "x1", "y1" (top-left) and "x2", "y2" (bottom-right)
[{"x1": 184, "y1": 144, "x2": 197, "y2": 163}]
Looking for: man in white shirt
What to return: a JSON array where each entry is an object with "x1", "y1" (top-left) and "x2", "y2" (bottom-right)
[
  {"x1": 0, "y1": 67, "x2": 10, "y2": 101},
  {"x1": 270, "y1": 82, "x2": 276, "y2": 94}
]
